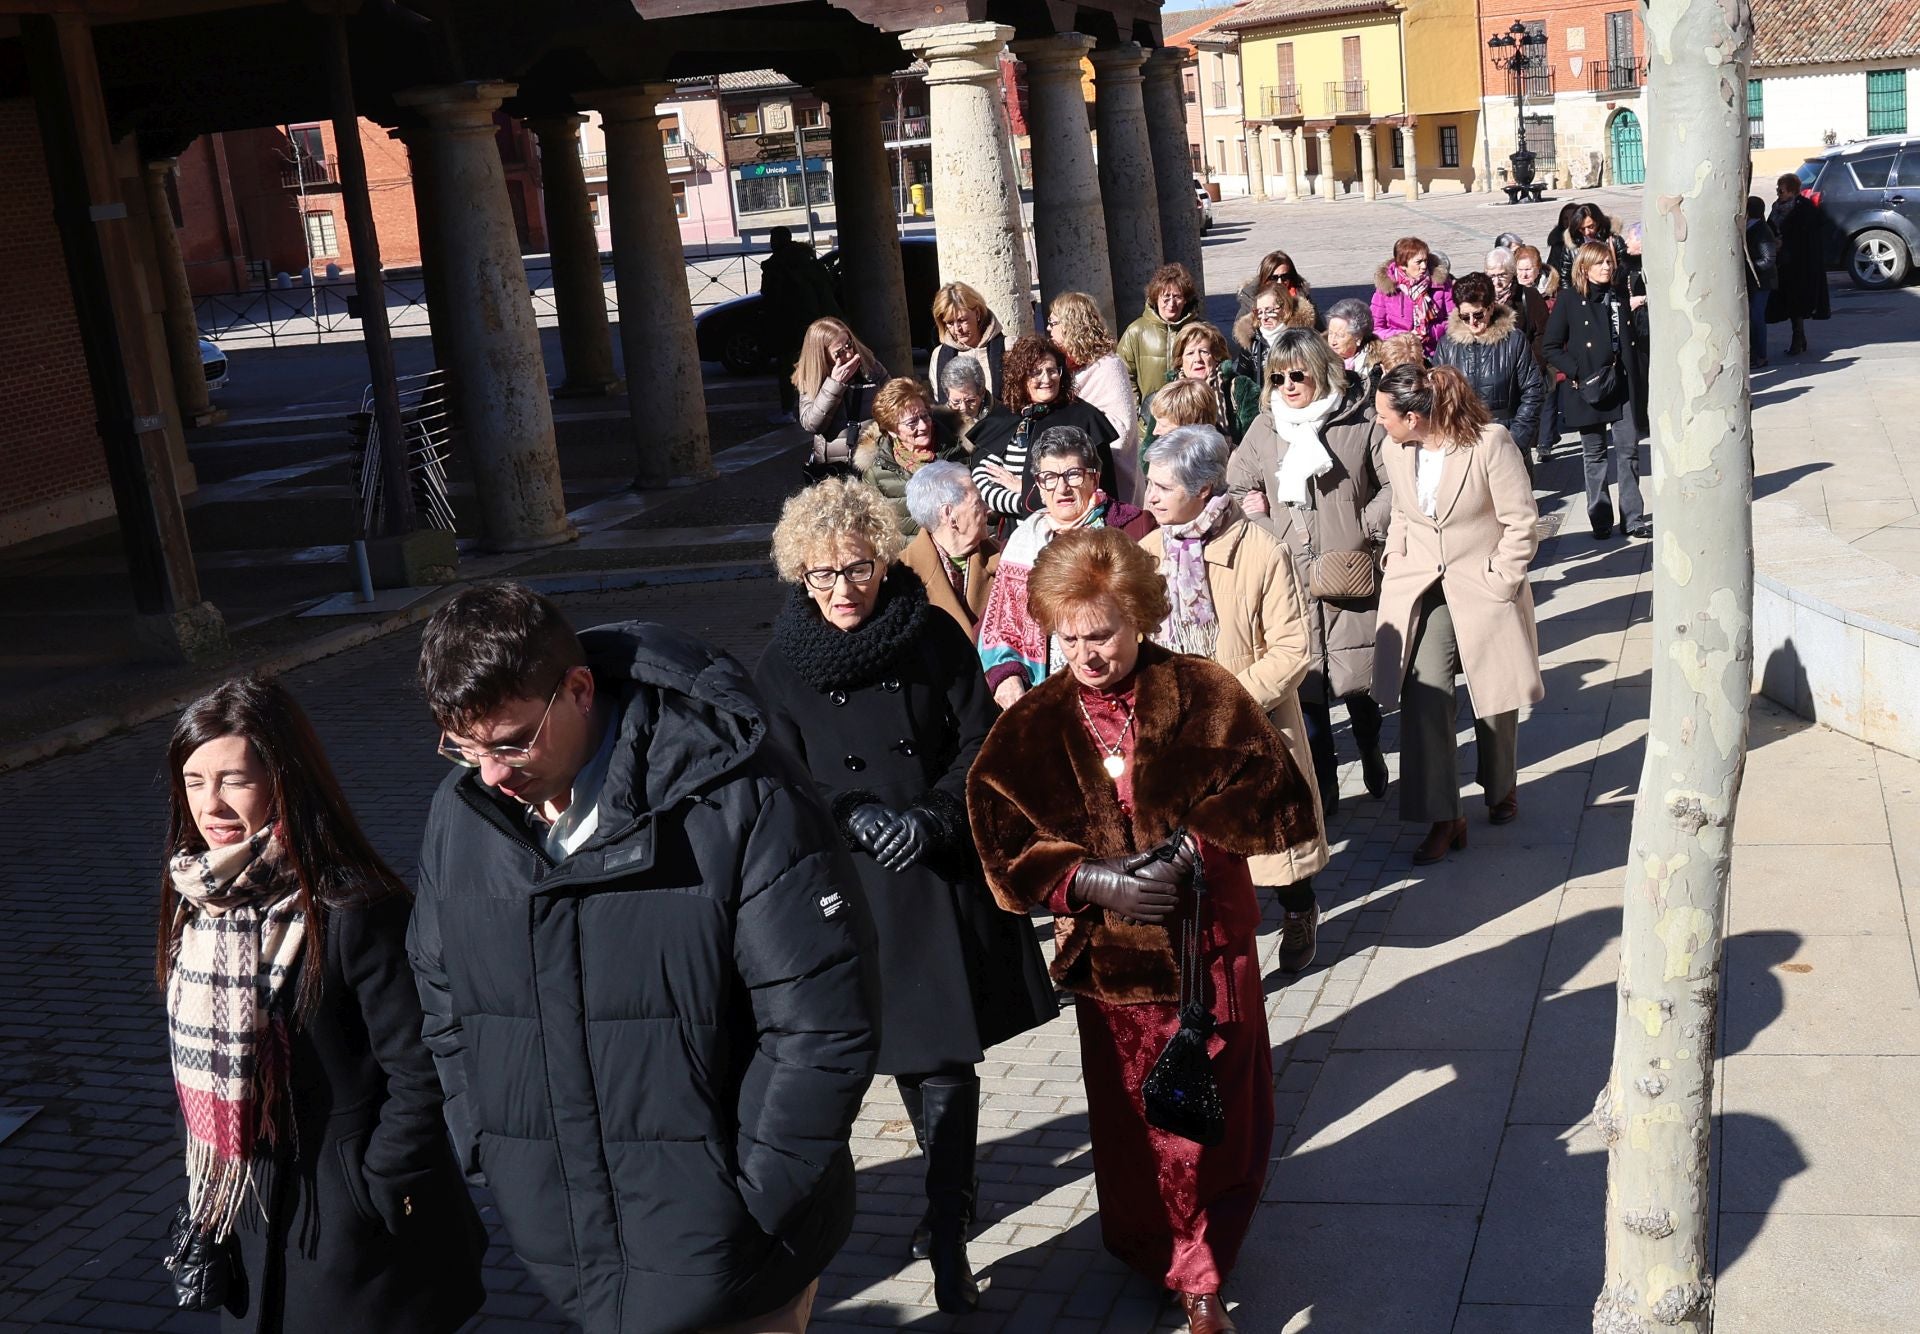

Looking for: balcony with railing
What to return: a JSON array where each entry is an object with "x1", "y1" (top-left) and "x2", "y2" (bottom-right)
[
  {"x1": 1325, "y1": 79, "x2": 1368, "y2": 116},
  {"x1": 281, "y1": 157, "x2": 340, "y2": 190},
  {"x1": 1588, "y1": 60, "x2": 1645, "y2": 93},
  {"x1": 1210, "y1": 79, "x2": 1228, "y2": 108},
  {"x1": 1520, "y1": 70, "x2": 1555, "y2": 102},
  {"x1": 1259, "y1": 84, "x2": 1302, "y2": 119},
  {"x1": 882, "y1": 114, "x2": 931, "y2": 143}
]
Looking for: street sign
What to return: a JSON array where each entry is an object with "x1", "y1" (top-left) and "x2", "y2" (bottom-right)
[{"x1": 740, "y1": 158, "x2": 829, "y2": 178}]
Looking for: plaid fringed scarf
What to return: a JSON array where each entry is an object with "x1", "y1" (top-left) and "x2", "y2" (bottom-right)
[{"x1": 167, "y1": 827, "x2": 306, "y2": 1241}]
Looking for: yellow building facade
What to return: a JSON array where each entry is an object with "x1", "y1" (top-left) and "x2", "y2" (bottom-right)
[{"x1": 1227, "y1": 0, "x2": 1486, "y2": 199}]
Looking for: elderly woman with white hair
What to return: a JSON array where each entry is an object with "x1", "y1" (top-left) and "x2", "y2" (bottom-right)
[
  {"x1": 753, "y1": 477, "x2": 1055, "y2": 1315},
  {"x1": 900, "y1": 461, "x2": 1000, "y2": 641},
  {"x1": 1323, "y1": 297, "x2": 1379, "y2": 383},
  {"x1": 1140, "y1": 425, "x2": 1331, "y2": 973},
  {"x1": 938, "y1": 354, "x2": 990, "y2": 432}
]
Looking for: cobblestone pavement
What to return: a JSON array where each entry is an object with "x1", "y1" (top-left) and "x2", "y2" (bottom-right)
[{"x1": 8, "y1": 191, "x2": 1913, "y2": 1333}]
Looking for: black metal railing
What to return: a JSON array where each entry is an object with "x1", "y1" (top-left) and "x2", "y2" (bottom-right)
[
  {"x1": 281, "y1": 158, "x2": 339, "y2": 189},
  {"x1": 1588, "y1": 61, "x2": 1645, "y2": 93},
  {"x1": 1261, "y1": 85, "x2": 1301, "y2": 118},
  {"x1": 1325, "y1": 79, "x2": 1368, "y2": 116},
  {"x1": 1210, "y1": 79, "x2": 1228, "y2": 108},
  {"x1": 1521, "y1": 70, "x2": 1555, "y2": 101}
]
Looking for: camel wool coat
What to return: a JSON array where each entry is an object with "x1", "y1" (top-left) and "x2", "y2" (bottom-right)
[
  {"x1": 1140, "y1": 513, "x2": 1330, "y2": 886},
  {"x1": 1373, "y1": 423, "x2": 1544, "y2": 719},
  {"x1": 899, "y1": 528, "x2": 999, "y2": 642}
]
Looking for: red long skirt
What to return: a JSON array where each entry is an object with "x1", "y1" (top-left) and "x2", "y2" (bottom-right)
[{"x1": 1073, "y1": 846, "x2": 1274, "y2": 1294}]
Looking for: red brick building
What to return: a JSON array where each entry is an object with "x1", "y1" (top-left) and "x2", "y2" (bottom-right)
[
  {"x1": 174, "y1": 114, "x2": 546, "y2": 295},
  {"x1": 1477, "y1": 0, "x2": 1648, "y2": 190}
]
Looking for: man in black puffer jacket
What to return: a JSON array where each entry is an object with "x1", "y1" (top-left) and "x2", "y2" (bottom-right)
[
  {"x1": 1431, "y1": 271, "x2": 1546, "y2": 472},
  {"x1": 409, "y1": 582, "x2": 877, "y2": 1333}
]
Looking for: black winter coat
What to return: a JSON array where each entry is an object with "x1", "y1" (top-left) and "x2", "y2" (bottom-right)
[
  {"x1": 222, "y1": 894, "x2": 486, "y2": 1334},
  {"x1": 966, "y1": 399, "x2": 1121, "y2": 518},
  {"x1": 1747, "y1": 218, "x2": 1781, "y2": 293},
  {"x1": 754, "y1": 573, "x2": 1056, "y2": 1076},
  {"x1": 1541, "y1": 283, "x2": 1635, "y2": 432},
  {"x1": 1767, "y1": 195, "x2": 1832, "y2": 322},
  {"x1": 1430, "y1": 305, "x2": 1546, "y2": 447},
  {"x1": 410, "y1": 624, "x2": 879, "y2": 1334}
]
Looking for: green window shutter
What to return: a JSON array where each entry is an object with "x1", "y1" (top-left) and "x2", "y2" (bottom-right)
[{"x1": 1867, "y1": 69, "x2": 1907, "y2": 136}]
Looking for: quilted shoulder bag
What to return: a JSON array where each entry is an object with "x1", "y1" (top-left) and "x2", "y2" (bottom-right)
[{"x1": 1306, "y1": 546, "x2": 1378, "y2": 601}]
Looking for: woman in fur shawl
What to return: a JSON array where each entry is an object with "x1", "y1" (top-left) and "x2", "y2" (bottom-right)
[{"x1": 967, "y1": 527, "x2": 1318, "y2": 1334}]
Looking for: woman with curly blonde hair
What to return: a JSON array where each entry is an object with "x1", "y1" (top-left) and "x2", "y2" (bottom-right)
[
  {"x1": 1048, "y1": 292, "x2": 1138, "y2": 464},
  {"x1": 755, "y1": 477, "x2": 1054, "y2": 1315}
]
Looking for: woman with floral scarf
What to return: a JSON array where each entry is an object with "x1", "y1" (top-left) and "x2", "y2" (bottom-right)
[
  {"x1": 1370, "y1": 236, "x2": 1455, "y2": 356},
  {"x1": 967, "y1": 334, "x2": 1120, "y2": 522},
  {"x1": 158, "y1": 676, "x2": 483, "y2": 1331},
  {"x1": 977, "y1": 425, "x2": 1156, "y2": 709},
  {"x1": 1139, "y1": 426, "x2": 1330, "y2": 974}
]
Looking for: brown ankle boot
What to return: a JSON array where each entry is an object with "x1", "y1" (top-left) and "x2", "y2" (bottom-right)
[
  {"x1": 1181, "y1": 1292, "x2": 1238, "y2": 1334},
  {"x1": 1413, "y1": 818, "x2": 1467, "y2": 865}
]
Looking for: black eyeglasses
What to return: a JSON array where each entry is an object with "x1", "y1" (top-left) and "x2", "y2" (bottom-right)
[
  {"x1": 1269, "y1": 369, "x2": 1311, "y2": 386},
  {"x1": 1036, "y1": 468, "x2": 1092, "y2": 491},
  {"x1": 802, "y1": 559, "x2": 878, "y2": 591}
]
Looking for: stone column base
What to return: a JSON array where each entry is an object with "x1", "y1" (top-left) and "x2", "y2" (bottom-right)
[
  {"x1": 367, "y1": 528, "x2": 460, "y2": 587},
  {"x1": 553, "y1": 377, "x2": 625, "y2": 399},
  {"x1": 183, "y1": 406, "x2": 228, "y2": 429},
  {"x1": 132, "y1": 601, "x2": 228, "y2": 663}
]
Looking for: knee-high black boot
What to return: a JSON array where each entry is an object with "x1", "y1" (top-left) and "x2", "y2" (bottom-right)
[
  {"x1": 920, "y1": 1075, "x2": 982, "y2": 1313},
  {"x1": 897, "y1": 1081, "x2": 934, "y2": 1260}
]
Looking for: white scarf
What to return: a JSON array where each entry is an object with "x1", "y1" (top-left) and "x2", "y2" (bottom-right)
[{"x1": 1269, "y1": 390, "x2": 1343, "y2": 506}]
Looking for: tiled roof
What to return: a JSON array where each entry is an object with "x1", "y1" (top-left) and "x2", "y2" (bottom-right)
[
  {"x1": 1166, "y1": 5, "x2": 1244, "y2": 48},
  {"x1": 1215, "y1": 0, "x2": 1397, "y2": 32},
  {"x1": 1753, "y1": 2, "x2": 1920, "y2": 68}
]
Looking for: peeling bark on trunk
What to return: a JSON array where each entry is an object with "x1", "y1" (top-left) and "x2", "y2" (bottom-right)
[{"x1": 1592, "y1": 4, "x2": 1755, "y2": 1332}]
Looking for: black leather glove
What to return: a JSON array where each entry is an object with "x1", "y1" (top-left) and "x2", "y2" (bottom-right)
[
  {"x1": 846, "y1": 804, "x2": 899, "y2": 857},
  {"x1": 872, "y1": 807, "x2": 940, "y2": 872},
  {"x1": 1069, "y1": 855, "x2": 1180, "y2": 925}
]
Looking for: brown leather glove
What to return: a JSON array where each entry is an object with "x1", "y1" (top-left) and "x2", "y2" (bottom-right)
[{"x1": 1069, "y1": 855, "x2": 1180, "y2": 925}]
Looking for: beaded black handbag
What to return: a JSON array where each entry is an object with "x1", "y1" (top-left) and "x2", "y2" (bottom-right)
[{"x1": 1139, "y1": 830, "x2": 1227, "y2": 1147}]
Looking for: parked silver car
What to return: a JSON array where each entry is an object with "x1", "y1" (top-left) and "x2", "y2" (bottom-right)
[{"x1": 199, "y1": 337, "x2": 228, "y2": 391}]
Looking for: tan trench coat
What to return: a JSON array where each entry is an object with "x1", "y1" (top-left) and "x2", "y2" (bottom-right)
[
  {"x1": 1142, "y1": 512, "x2": 1331, "y2": 885},
  {"x1": 1373, "y1": 423, "x2": 1545, "y2": 719}
]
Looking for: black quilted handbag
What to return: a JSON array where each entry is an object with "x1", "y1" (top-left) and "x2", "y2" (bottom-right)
[
  {"x1": 165, "y1": 1206, "x2": 239, "y2": 1312},
  {"x1": 1139, "y1": 831, "x2": 1227, "y2": 1147}
]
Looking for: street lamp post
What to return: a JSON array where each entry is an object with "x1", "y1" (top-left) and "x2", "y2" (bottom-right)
[{"x1": 1488, "y1": 20, "x2": 1549, "y2": 203}]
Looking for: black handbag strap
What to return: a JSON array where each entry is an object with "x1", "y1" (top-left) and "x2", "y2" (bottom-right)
[{"x1": 1145, "y1": 828, "x2": 1209, "y2": 1015}]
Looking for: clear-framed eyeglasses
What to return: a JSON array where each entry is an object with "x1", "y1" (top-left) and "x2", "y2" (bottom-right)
[
  {"x1": 437, "y1": 678, "x2": 565, "y2": 769},
  {"x1": 802, "y1": 559, "x2": 878, "y2": 591}
]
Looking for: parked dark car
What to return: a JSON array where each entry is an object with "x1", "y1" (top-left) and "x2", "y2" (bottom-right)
[
  {"x1": 696, "y1": 235, "x2": 942, "y2": 373},
  {"x1": 1793, "y1": 135, "x2": 1920, "y2": 289}
]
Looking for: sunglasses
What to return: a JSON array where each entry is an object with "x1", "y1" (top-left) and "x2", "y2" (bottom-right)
[
  {"x1": 1460, "y1": 309, "x2": 1490, "y2": 324},
  {"x1": 1269, "y1": 369, "x2": 1311, "y2": 386}
]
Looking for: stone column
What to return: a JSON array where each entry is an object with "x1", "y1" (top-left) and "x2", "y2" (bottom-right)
[
  {"x1": 1089, "y1": 43, "x2": 1164, "y2": 316},
  {"x1": 1400, "y1": 121, "x2": 1420, "y2": 198},
  {"x1": 1359, "y1": 123, "x2": 1379, "y2": 200},
  {"x1": 589, "y1": 84, "x2": 715, "y2": 484},
  {"x1": 1246, "y1": 125, "x2": 1267, "y2": 201},
  {"x1": 394, "y1": 127, "x2": 457, "y2": 398},
  {"x1": 1011, "y1": 33, "x2": 1116, "y2": 327},
  {"x1": 902, "y1": 23, "x2": 1034, "y2": 336},
  {"x1": 394, "y1": 82, "x2": 573, "y2": 551},
  {"x1": 1142, "y1": 46, "x2": 1203, "y2": 288},
  {"x1": 1291, "y1": 126, "x2": 1309, "y2": 200},
  {"x1": 817, "y1": 75, "x2": 914, "y2": 376},
  {"x1": 527, "y1": 113, "x2": 620, "y2": 398},
  {"x1": 141, "y1": 159, "x2": 220, "y2": 428},
  {"x1": 1275, "y1": 126, "x2": 1298, "y2": 201},
  {"x1": 1314, "y1": 125, "x2": 1337, "y2": 200}
]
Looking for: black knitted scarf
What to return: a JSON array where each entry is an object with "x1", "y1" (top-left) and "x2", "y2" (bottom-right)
[{"x1": 773, "y1": 566, "x2": 931, "y2": 692}]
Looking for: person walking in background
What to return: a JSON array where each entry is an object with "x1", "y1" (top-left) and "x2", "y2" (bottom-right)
[
  {"x1": 755, "y1": 479, "x2": 1055, "y2": 1315},
  {"x1": 1371, "y1": 237, "x2": 1454, "y2": 356},
  {"x1": 761, "y1": 226, "x2": 842, "y2": 422},
  {"x1": 901, "y1": 462, "x2": 1000, "y2": 641},
  {"x1": 1142, "y1": 323, "x2": 1261, "y2": 450},
  {"x1": 1048, "y1": 291, "x2": 1140, "y2": 488},
  {"x1": 938, "y1": 355, "x2": 991, "y2": 433},
  {"x1": 1372, "y1": 365, "x2": 1542, "y2": 867},
  {"x1": 1118, "y1": 262, "x2": 1201, "y2": 400},
  {"x1": 1512, "y1": 243, "x2": 1561, "y2": 465},
  {"x1": 977, "y1": 426, "x2": 1155, "y2": 710},
  {"x1": 968, "y1": 334, "x2": 1120, "y2": 521},
  {"x1": 855, "y1": 377, "x2": 967, "y2": 536},
  {"x1": 794, "y1": 317, "x2": 888, "y2": 478},
  {"x1": 1323, "y1": 298, "x2": 1381, "y2": 383},
  {"x1": 1543, "y1": 241, "x2": 1647, "y2": 539},
  {"x1": 1140, "y1": 425, "x2": 1331, "y2": 973},
  {"x1": 928, "y1": 282, "x2": 1007, "y2": 401},
  {"x1": 1228, "y1": 329, "x2": 1391, "y2": 818},
  {"x1": 1745, "y1": 195, "x2": 1781, "y2": 370},
  {"x1": 411, "y1": 583, "x2": 877, "y2": 1334},
  {"x1": 1431, "y1": 273, "x2": 1546, "y2": 474},
  {"x1": 158, "y1": 676, "x2": 485, "y2": 1333},
  {"x1": 1545, "y1": 201, "x2": 1583, "y2": 291},
  {"x1": 968, "y1": 527, "x2": 1319, "y2": 1334},
  {"x1": 1769, "y1": 172, "x2": 1830, "y2": 357}
]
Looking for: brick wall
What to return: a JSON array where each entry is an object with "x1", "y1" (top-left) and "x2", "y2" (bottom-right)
[{"x1": 0, "y1": 98, "x2": 114, "y2": 547}]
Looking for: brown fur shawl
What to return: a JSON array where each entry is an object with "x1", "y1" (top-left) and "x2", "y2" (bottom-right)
[{"x1": 966, "y1": 644, "x2": 1317, "y2": 1004}]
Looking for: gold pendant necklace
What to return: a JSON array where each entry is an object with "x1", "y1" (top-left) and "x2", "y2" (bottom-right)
[{"x1": 1077, "y1": 693, "x2": 1135, "y2": 781}]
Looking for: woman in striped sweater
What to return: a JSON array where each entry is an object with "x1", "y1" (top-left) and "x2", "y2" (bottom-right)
[{"x1": 966, "y1": 334, "x2": 1119, "y2": 524}]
